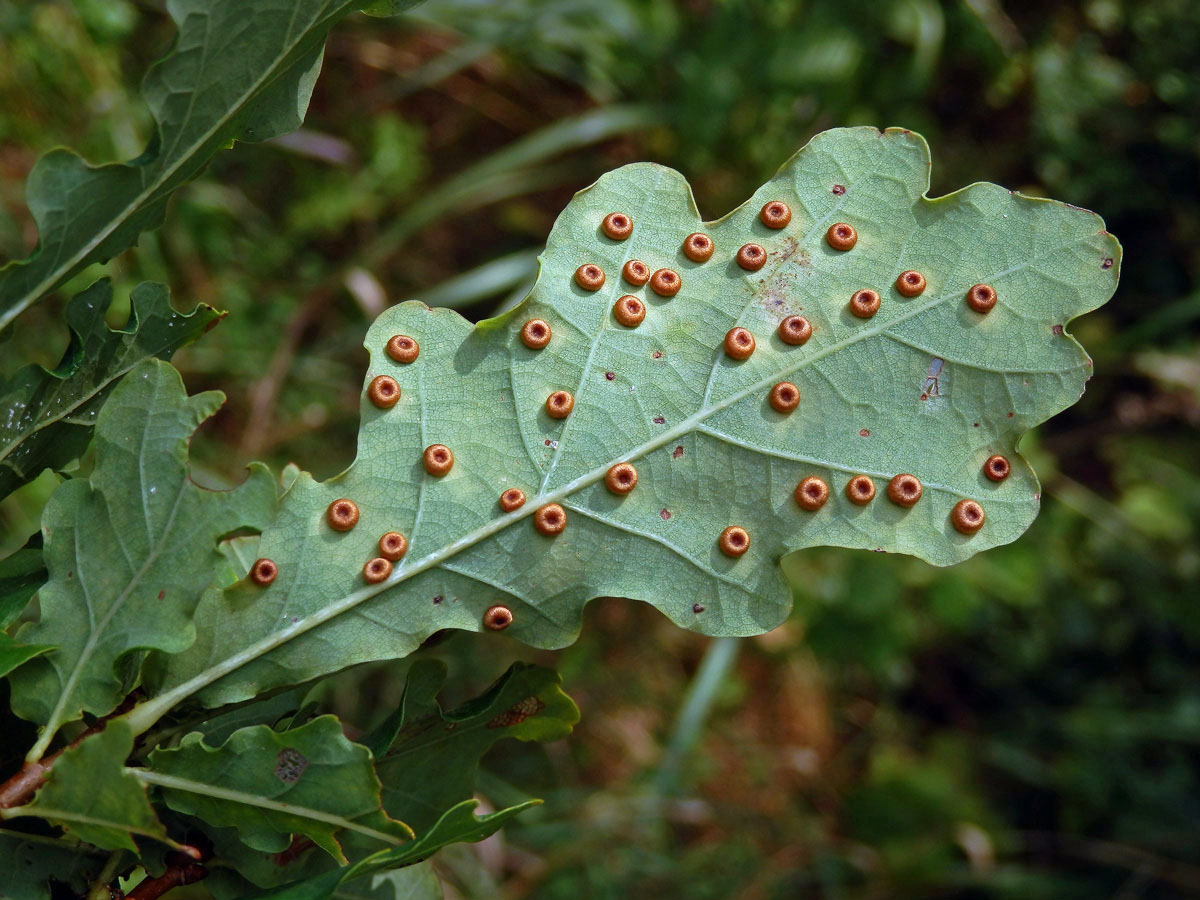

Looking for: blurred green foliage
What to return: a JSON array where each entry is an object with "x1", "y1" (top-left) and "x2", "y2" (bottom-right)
[{"x1": 1, "y1": 0, "x2": 1198, "y2": 897}]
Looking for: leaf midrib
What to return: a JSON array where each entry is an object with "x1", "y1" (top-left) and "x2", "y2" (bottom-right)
[
  {"x1": 130, "y1": 769, "x2": 411, "y2": 847},
  {"x1": 126, "y1": 237, "x2": 1085, "y2": 732},
  {"x1": 0, "y1": 1, "x2": 357, "y2": 331}
]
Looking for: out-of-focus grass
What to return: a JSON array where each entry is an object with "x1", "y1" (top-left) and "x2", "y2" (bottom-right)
[{"x1": 2, "y1": 0, "x2": 1199, "y2": 897}]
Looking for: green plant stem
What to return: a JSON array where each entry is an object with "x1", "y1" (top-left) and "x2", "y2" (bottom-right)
[{"x1": 653, "y1": 636, "x2": 741, "y2": 797}]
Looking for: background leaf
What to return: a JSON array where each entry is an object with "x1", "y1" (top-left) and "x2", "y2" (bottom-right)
[
  {"x1": 141, "y1": 127, "x2": 1118, "y2": 716},
  {"x1": 368, "y1": 661, "x2": 578, "y2": 834},
  {"x1": 7, "y1": 359, "x2": 277, "y2": 757},
  {"x1": 0, "y1": 279, "x2": 220, "y2": 500},
  {"x1": 3, "y1": 721, "x2": 165, "y2": 853},
  {"x1": 144, "y1": 715, "x2": 411, "y2": 864},
  {"x1": 0, "y1": 831, "x2": 104, "y2": 900},
  {"x1": 0, "y1": 0, "x2": 422, "y2": 331}
]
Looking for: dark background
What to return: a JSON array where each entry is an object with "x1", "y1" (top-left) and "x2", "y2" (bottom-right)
[{"x1": 1, "y1": 0, "x2": 1198, "y2": 897}]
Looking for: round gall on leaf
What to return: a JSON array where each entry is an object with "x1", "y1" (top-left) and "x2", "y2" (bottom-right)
[
  {"x1": 825, "y1": 222, "x2": 857, "y2": 251},
  {"x1": 846, "y1": 475, "x2": 876, "y2": 506},
  {"x1": 736, "y1": 243, "x2": 766, "y2": 271},
  {"x1": 484, "y1": 605, "x2": 514, "y2": 630},
  {"x1": 778, "y1": 315, "x2": 812, "y2": 345},
  {"x1": 724, "y1": 327, "x2": 756, "y2": 360},
  {"x1": 683, "y1": 232, "x2": 714, "y2": 262},
  {"x1": 574, "y1": 264, "x2": 605, "y2": 291},
  {"x1": 534, "y1": 503, "x2": 567, "y2": 536},
  {"x1": 649, "y1": 268, "x2": 681, "y2": 296},
  {"x1": 385, "y1": 335, "x2": 419, "y2": 363},
  {"x1": 423, "y1": 444, "x2": 453, "y2": 477},
  {"x1": 623, "y1": 259, "x2": 651, "y2": 286},
  {"x1": 760, "y1": 200, "x2": 791, "y2": 229},
  {"x1": 794, "y1": 477, "x2": 829, "y2": 511},
  {"x1": 326, "y1": 499, "x2": 360, "y2": 532},
  {"x1": 601, "y1": 212, "x2": 633, "y2": 240},
  {"x1": 719, "y1": 526, "x2": 750, "y2": 557}
]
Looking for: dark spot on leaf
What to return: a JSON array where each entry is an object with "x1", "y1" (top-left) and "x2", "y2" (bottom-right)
[
  {"x1": 859, "y1": 429, "x2": 870, "y2": 437},
  {"x1": 660, "y1": 509, "x2": 672, "y2": 520},
  {"x1": 433, "y1": 595, "x2": 443, "y2": 605},
  {"x1": 920, "y1": 392, "x2": 928, "y2": 401},
  {"x1": 157, "y1": 590, "x2": 165, "y2": 600},
  {"x1": 1102, "y1": 257, "x2": 1114, "y2": 269},
  {"x1": 67, "y1": 571, "x2": 72, "y2": 579},
  {"x1": 673, "y1": 446, "x2": 684, "y2": 459},
  {"x1": 1052, "y1": 324, "x2": 1064, "y2": 335},
  {"x1": 652, "y1": 350, "x2": 663, "y2": 359},
  {"x1": 832, "y1": 184, "x2": 846, "y2": 195},
  {"x1": 653, "y1": 416, "x2": 666, "y2": 425},
  {"x1": 487, "y1": 696, "x2": 546, "y2": 728},
  {"x1": 1007, "y1": 411, "x2": 1014, "y2": 417},
  {"x1": 973, "y1": 422, "x2": 980, "y2": 428},
  {"x1": 605, "y1": 371, "x2": 615, "y2": 380},
  {"x1": 274, "y1": 748, "x2": 308, "y2": 783},
  {"x1": 693, "y1": 603, "x2": 705, "y2": 614}
]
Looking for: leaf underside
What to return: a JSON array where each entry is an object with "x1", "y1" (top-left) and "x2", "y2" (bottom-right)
[
  {"x1": 0, "y1": 0, "x2": 421, "y2": 332},
  {"x1": 143, "y1": 127, "x2": 1118, "y2": 711},
  {"x1": 0, "y1": 279, "x2": 220, "y2": 500}
]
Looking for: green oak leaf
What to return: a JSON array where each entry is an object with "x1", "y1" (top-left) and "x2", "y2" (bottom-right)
[
  {"x1": 142, "y1": 715, "x2": 412, "y2": 864},
  {"x1": 0, "y1": 279, "x2": 221, "y2": 499},
  {"x1": 258, "y1": 800, "x2": 538, "y2": 900},
  {"x1": 0, "y1": 634, "x2": 52, "y2": 680},
  {"x1": 329, "y1": 863, "x2": 443, "y2": 900},
  {"x1": 367, "y1": 661, "x2": 578, "y2": 833},
  {"x1": 129, "y1": 126, "x2": 1118, "y2": 719},
  {"x1": 0, "y1": 542, "x2": 46, "y2": 629},
  {"x1": 3, "y1": 722, "x2": 166, "y2": 853},
  {"x1": 8, "y1": 359, "x2": 277, "y2": 758},
  {"x1": 0, "y1": 831, "x2": 104, "y2": 900},
  {"x1": 0, "y1": 0, "x2": 421, "y2": 331}
]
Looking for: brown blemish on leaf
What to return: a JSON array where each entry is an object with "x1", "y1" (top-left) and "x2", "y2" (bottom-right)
[
  {"x1": 423, "y1": 444, "x2": 454, "y2": 476},
  {"x1": 275, "y1": 748, "x2": 308, "y2": 784},
  {"x1": 719, "y1": 526, "x2": 750, "y2": 557},
  {"x1": 660, "y1": 508, "x2": 672, "y2": 520},
  {"x1": 483, "y1": 605, "x2": 514, "y2": 631},
  {"x1": 546, "y1": 390, "x2": 574, "y2": 419},
  {"x1": 605, "y1": 371, "x2": 615, "y2": 380},
  {"x1": 651, "y1": 350, "x2": 663, "y2": 359},
  {"x1": 601, "y1": 212, "x2": 633, "y2": 241},
  {"x1": 849, "y1": 289, "x2": 881, "y2": 318},
  {"x1": 760, "y1": 200, "x2": 792, "y2": 229},
  {"x1": 672, "y1": 445, "x2": 684, "y2": 459},
  {"x1": 1102, "y1": 257, "x2": 1114, "y2": 269},
  {"x1": 605, "y1": 462, "x2": 638, "y2": 495},
  {"x1": 736, "y1": 243, "x2": 766, "y2": 271},
  {"x1": 952, "y1": 499, "x2": 986, "y2": 534},
  {"x1": 794, "y1": 476, "x2": 829, "y2": 511},
  {"x1": 623, "y1": 260, "x2": 651, "y2": 286},
  {"x1": 825, "y1": 223, "x2": 857, "y2": 251},
  {"x1": 157, "y1": 589, "x2": 166, "y2": 600},
  {"x1": 487, "y1": 695, "x2": 545, "y2": 728},
  {"x1": 896, "y1": 270, "x2": 927, "y2": 297},
  {"x1": 363, "y1": 557, "x2": 392, "y2": 584},
  {"x1": 846, "y1": 475, "x2": 876, "y2": 505},
  {"x1": 499, "y1": 489, "x2": 526, "y2": 512},
  {"x1": 379, "y1": 532, "x2": 408, "y2": 561},
  {"x1": 534, "y1": 503, "x2": 566, "y2": 535},
  {"x1": 832, "y1": 184, "x2": 846, "y2": 195},
  {"x1": 520, "y1": 319, "x2": 551, "y2": 349},
  {"x1": 653, "y1": 415, "x2": 666, "y2": 425},
  {"x1": 724, "y1": 327, "x2": 756, "y2": 360},
  {"x1": 859, "y1": 428, "x2": 870, "y2": 437},
  {"x1": 326, "y1": 499, "x2": 360, "y2": 532},
  {"x1": 693, "y1": 603, "x2": 706, "y2": 614},
  {"x1": 367, "y1": 375, "x2": 400, "y2": 409},
  {"x1": 574, "y1": 263, "x2": 605, "y2": 291},
  {"x1": 1052, "y1": 324, "x2": 1064, "y2": 335},
  {"x1": 984, "y1": 455, "x2": 1011, "y2": 482},
  {"x1": 886, "y1": 474, "x2": 923, "y2": 508},
  {"x1": 385, "y1": 335, "x2": 419, "y2": 364},
  {"x1": 250, "y1": 559, "x2": 277, "y2": 586}
]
